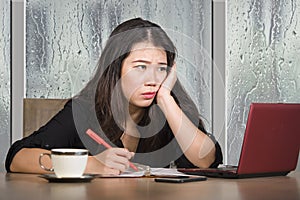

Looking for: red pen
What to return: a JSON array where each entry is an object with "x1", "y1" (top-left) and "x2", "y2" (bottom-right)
[{"x1": 86, "y1": 128, "x2": 138, "y2": 171}]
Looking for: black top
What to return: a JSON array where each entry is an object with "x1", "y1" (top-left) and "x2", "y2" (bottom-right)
[{"x1": 5, "y1": 99, "x2": 223, "y2": 172}]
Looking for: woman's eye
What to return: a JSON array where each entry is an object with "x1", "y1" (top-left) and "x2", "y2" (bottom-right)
[
  {"x1": 135, "y1": 65, "x2": 146, "y2": 70},
  {"x1": 158, "y1": 66, "x2": 167, "y2": 72}
]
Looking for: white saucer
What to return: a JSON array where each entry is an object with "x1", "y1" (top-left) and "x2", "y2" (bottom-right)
[{"x1": 39, "y1": 174, "x2": 96, "y2": 183}]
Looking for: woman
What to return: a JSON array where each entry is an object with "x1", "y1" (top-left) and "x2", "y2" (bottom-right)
[{"x1": 6, "y1": 18, "x2": 222, "y2": 175}]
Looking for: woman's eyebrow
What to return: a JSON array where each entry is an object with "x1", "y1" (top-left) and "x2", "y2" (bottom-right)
[{"x1": 132, "y1": 59, "x2": 167, "y2": 65}]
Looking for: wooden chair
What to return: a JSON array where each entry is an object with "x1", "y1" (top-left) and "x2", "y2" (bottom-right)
[{"x1": 23, "y1": 98, "x2": 69, "y2": 137}]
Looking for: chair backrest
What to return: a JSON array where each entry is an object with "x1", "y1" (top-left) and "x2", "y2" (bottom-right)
[{"x1": 23, "y1": 98, "x2": 69, "y2": 137}]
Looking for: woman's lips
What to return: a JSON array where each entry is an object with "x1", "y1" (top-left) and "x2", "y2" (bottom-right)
[{"x1": 142, "y1": 92, "x2": 156, "y2": 99}]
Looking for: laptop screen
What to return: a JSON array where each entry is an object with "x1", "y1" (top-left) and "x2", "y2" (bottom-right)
[{"x1": 237, "y1": 103, "x2": 300, "y2": 175}]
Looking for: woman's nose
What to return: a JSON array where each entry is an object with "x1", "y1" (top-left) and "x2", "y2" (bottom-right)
[
  {"x1": 144, "y1": 77, "x2": 157, "y2": 87},
  {"x1": 144, "y1": 67, "x2": 161, "y2": 86}
]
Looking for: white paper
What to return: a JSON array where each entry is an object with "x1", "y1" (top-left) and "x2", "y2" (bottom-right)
[{"x1": 116, "y1": 167, "x2": 189, "y2": 177}]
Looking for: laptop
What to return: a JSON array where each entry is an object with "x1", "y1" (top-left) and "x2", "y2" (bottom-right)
[{"x1": 179, "y1": 103, "x2": 300, "y2": 178}]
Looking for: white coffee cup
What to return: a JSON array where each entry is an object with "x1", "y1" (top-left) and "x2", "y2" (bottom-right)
[{"x1": 39, "y1": 149, "x2": 88, "y2": 178}]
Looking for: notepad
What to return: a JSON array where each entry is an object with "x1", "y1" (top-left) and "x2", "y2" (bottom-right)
[
  {"x1": 97, "y1": 163, "x2": 190, "y2": 178},
  {"x1": 119, "y1": 167, "x2": 189, "y2": 177}
]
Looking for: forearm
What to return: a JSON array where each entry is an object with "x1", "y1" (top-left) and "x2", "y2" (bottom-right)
[
  {"x1": 10, "y1": 148, "x2": 52, "y2": 174},
  {"x1": 10, "y1": 148, "x2": 131, "y2": 175},
  {"x1": 158, "y1": 96, "x2": 216, "y2": 168}
]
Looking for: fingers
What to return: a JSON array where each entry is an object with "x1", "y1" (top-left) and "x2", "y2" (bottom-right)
[
  {"x1": 96, "y1": 148, "x2": 135, "y2": 173},
  {"x1": 161, "y1": 63, "x2": 177, "y2": 92},
  {"x1": 170, "y1": 62, "x2": 176, "y2": 72},
  {"x1": 100, "y1": 166, "x2": 120, "y2": 175},
  {"x1": 114, "y1": 148, "x2": 134, "y2": 159}
]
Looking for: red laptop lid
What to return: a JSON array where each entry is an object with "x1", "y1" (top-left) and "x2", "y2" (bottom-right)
[{"x1": 237, "y1": 103, "x2": 300, "y2": 174}]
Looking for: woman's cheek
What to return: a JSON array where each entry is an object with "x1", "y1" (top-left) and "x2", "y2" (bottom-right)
[{"x1": 121, "y1": 76, "x2": 143, "y2": 100}]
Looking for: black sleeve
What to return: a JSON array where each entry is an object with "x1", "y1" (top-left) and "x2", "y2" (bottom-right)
[
  {"x1": 5, "y1": 100, "x2": 84, "y2": 172},
  {"x1": 206, "y1": 133, "x2": 223, "y2": 168}
]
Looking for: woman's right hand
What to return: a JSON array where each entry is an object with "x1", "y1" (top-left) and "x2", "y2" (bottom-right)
[{"x1": 85, "y1": 148, "x2": 134, "y2": 175}]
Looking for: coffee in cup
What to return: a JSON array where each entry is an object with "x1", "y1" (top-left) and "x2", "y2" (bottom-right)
[{"x1": 39, "y1": 149, "x2": 88, "y2": 178}]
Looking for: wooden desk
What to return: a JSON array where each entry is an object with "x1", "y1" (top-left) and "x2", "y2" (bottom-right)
[{"x1": 1, "y1": 172, "x2": 299, "y2": 200}]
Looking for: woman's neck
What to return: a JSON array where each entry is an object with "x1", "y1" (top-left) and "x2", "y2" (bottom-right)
[{"x1": 128, "y1": 104, "x2": 145, "y2": 123}]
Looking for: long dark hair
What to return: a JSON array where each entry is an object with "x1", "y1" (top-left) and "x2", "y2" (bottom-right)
[{"x1": 76, "y1": 18, "x2": 205, "y2": 149}]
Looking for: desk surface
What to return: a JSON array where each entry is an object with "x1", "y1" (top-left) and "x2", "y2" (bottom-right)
[{"x1": 1, "y1": 172, "x2": 299, "y2": 200}]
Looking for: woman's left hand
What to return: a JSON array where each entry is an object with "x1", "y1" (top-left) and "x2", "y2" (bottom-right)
[{"x1": 157, "y1": 63, "x2": 177, "y2": 99}]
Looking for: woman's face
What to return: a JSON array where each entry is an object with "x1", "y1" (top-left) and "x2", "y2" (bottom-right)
[{"x1": 121, "y1": 42, "x2": 168, "y2": 109}]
